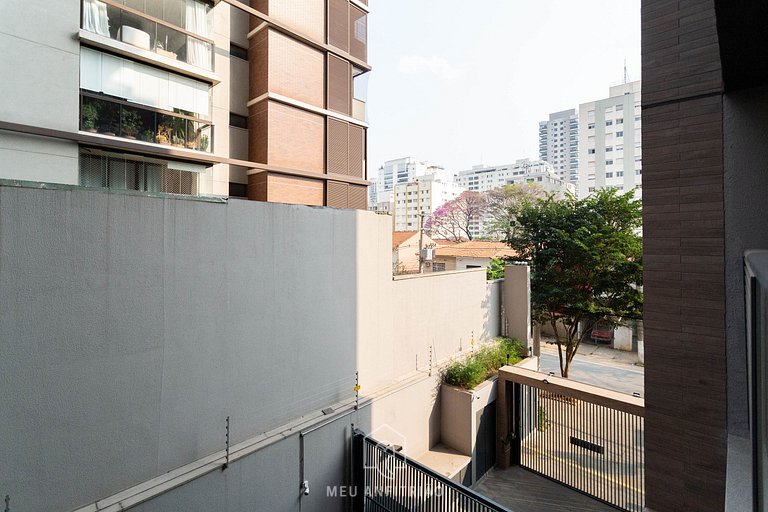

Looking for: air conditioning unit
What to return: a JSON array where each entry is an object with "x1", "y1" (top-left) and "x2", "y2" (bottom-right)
[{"x1": 421, "y1": 249, "x2": 434, "y2": 261}]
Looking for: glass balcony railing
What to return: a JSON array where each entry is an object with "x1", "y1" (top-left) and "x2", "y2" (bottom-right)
[
  {"x1": 352, "y1": 98, "x2": 367, "y2": 122},
  {"x1": 82, "y1": 0, "x2": 214, "y2": 71},
  {"x1": 81, "y1": 94, "x2": 213, "y2": 153}
]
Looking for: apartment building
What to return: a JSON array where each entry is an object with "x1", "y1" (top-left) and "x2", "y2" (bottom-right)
[
  {"x1": 391, "y1": 174, "x2": 464, "y2": 231},
  {"x1": 454, "y1": 159, "x2": 576, "y2": 195},
  {"x1": 373, "y1": 157, "x2": 447, "y2": 206},
  {"x1": 0, "y1": 0, "x2": 370, "y2": 208},
  {"x1": 577, "y1": 81, "x2": 642, "y2": 198},
  {"x1": 538, "y1": 109, "x2": 579, "y2": 183}
]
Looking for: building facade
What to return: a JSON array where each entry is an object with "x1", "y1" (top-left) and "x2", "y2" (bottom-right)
[
  {"x1": 538, "y1": 109, "x2": 579, "y2": 183},
  {"x1": 391, "y1": 174, "x2": 465, "y2": 232},
  {"x1": 0, "y1": 0, "x2": 370, "y2": 209},
  {"x1": 454, "y1": 159, "x2": 576, "y2": 195},
  {"x1": 577, "y1": 81, "x2": 642, "y2": 198},
  {"x1": 373, "y1": 157, "x2": 447, "y2": 208}
]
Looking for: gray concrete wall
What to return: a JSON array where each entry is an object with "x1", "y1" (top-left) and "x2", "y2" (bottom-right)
[
  {"x1": 0, "y1": 0, "x2": 79, "y2": 183},
  {"x1": 0, "y1": 186, "x2": 358, "y2": 512},
  {"x1": 0, "y1": 184, "x2": 504, "y2": 512},
  {"x1": 724, "y1": 86, "x2": 768, "y2": 437}
]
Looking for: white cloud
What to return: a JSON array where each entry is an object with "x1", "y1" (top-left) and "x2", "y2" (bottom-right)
[{"x1": 397, "y1": 55, "x2": 464, "y2": 80}]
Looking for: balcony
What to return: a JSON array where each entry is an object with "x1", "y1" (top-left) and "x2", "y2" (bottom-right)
[
  {"x1": 81, "y1": 0, "x2": 215, "y2": 79},
  {"x1": 81, "y1": 93, "x2": 213, "y2": 153}
]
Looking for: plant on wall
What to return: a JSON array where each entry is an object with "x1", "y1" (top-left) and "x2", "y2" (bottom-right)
[{"x1": 443, "y1": 337, "x2": 526, "y2": 390}]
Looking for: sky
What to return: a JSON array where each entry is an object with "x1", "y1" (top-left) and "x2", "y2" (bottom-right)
[{"x1": 365, "y1": 0, "x2": 641, "y2": 177}]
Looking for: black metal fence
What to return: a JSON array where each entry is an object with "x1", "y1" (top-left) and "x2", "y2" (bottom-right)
[
  {"x1": 353, "y1": 431, "x2": 510, "y2": 512},
  {"x1": 514, "y1": 382, "x2": 644, "y2": 511}
]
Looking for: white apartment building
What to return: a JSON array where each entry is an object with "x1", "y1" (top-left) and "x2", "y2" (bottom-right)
[
  {"x1": 539, "y1": 109, "x2": 579, "y2": 183},
  {"x1": 454, "y1": 159, "x2": 576, "y2": 195},
  {"x1": 392, "y1": 174, "x2": 465, "y2": 231},
  {"x1": 374, "y1": 157, "x2": 447, "y2": 207},
  {"x1": 578, "y1": 81, "x2": 642, "y2": 198}
]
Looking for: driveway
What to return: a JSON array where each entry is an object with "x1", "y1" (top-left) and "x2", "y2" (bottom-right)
[{"x1": 538, "y1": 341, "x2": 644, "y2": 396}]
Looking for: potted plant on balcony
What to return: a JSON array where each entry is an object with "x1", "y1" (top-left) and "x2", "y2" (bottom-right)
[
  {"x1": 140, "y1": 130, "x2": 154, "y2": 143},
  {"x1": 198, "y1": 134, "x2": 209, "y2": 152},
  {"x1": 155, "y1": 124, "x2": 172, "y2": 145},
  {"x1": 120, "y1": 109, "x2": 141, "y2": 139},
  {"x1": 82, "y1": 103, "x2": 99, "y2": 132}
]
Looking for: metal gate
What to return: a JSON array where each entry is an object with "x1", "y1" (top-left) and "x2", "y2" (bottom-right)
[
  {"x1": 514, "y1": 382, "x2": 645, "y2": 511},
  {"x1": 352, "y1": 430, "x2": 509, "y2": 512}
]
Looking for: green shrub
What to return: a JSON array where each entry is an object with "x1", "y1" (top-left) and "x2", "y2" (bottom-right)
[{"x1": 443, "y1": 337, "x2": 526, "y2": 390}]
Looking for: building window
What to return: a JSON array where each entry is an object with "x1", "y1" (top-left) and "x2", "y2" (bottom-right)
[
  {"x1": 588, "y1": 148, "x2": 596, "y2": 154},
  {"x1": 617, "y1": 118, "x2": 624, "y2": 124},
  {"x1": 616, "y1": 131, "x2": 624, "y2": 137},
  {"x1": 588, "y1": 123, "x2": 595, "y2": 129},
  {"x1": 230, "y1": 112, "x2": 248, "y2": 129},
  {"x1": 616, "y1": 171, "x2": 624, "y2": 177},
  {"x1": 606, "y1": 120, "x2": 613, "y2": 126},
  {"x1": 606, "y1": 159, "x2": 614, "y2": 165},
  {"x1": 230, "y1": 44, "x2": 248, "y2": 60},
  {"x1": 606, "y1": 172, "x2": 613, "y2": 178},
  {"x1": 606, "y1": 147, "x2": 613, "y2": 152},
  {"x1": 80, "y1": 0, "x2": 214, "y2": 71},
  {"x1": 81, "y1": 93, "x2": 212, "y2": 152},
  {"x1": 433, "y1": 262, "x2": 446, "y2": 272}
]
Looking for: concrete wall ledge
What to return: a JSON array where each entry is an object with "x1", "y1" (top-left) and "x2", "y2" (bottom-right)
[{"x1": 392, "y1": 267, "x2": 486, "y2": 281}]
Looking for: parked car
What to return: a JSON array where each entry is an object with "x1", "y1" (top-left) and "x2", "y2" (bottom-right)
[{"x1": 590, "y1": 321, "x2": 614, "y2": 344}]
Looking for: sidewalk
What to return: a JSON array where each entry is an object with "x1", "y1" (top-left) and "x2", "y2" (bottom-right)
[{"x1": 539, "y1": 336, "x2": 642, "y2": 367}]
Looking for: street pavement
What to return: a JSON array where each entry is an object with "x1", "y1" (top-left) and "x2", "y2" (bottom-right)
[{"x1": 538, "y1": 341, "x2": 644, "y2": 396}]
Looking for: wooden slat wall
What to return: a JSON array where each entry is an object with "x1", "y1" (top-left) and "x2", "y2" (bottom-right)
[
  {"x1": 327, "y1": 54, "x2": 351, "y2": 115},
  {"x1": 348, "y1": 184, "x2": 367, "y2": 210},
  {"x1": 327, "y1": 118, "x2": 349, "y2": 175},
  {"x1": 327, "y1": 180, "x2": 348, "y2": 208},
  {"x1": 327, "y1": 0, "x2": 349, "y2": 52},
  {"x1": 641, "y1": 1, "x2": 727, "y2": 511}
]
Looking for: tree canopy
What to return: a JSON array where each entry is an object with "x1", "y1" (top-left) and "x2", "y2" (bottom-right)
[
  {"x1": 485, "y1": 183, "x2": 550, "y2": 241},
  {"x1": 506, "y1": 189, "x2": 643, "y2": 377},
  {"x1": 425, "y1": 191, "x2": 486, "y2": 242}
]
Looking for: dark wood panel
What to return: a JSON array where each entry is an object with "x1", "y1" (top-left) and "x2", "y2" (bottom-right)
[
  {"x1": 328, "y1": 0, "x2": 349, "y2": 52},
  {"x1": 328, "y1": 54, "x2": 351, "y2": 115},
  {"x1": 327, "y1": 117, "x2": 349, "y2": 175}
]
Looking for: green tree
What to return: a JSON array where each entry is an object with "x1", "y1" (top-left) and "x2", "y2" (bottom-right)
[
  {"x1": 506, "y1": 189, "x2": 642, "y2": 377},
  {"x1": 486, "y1": 257, "x2": 508, "y2": 280}
]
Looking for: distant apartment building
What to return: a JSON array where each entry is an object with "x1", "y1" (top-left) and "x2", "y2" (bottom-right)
[
  {"x1": 539, "y1": 109, "x2": 579, "y2": 183},
  {"x1": 578, "y1": 81, "x2": 642, "y2": 198},
  {"x1": 454, "y1": 159, "x2": 576, "y2": 195},
  {"x1": 1, "y1": 0, "x2": 370, "y2": 208},
  {"x1": 374, "y1": 157, "x2": 447, "y2": 206},
  {"x1": 392, "y1": 174, "x2": 465, "y2": 231}
]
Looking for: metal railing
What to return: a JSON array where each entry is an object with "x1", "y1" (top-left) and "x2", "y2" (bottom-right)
[
  {"x1": 353, "y1": 431, "x2": 510, "y2": 512},
  {"x1": 501, "y1": 367, "x2": 644, "y2": 512}
]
